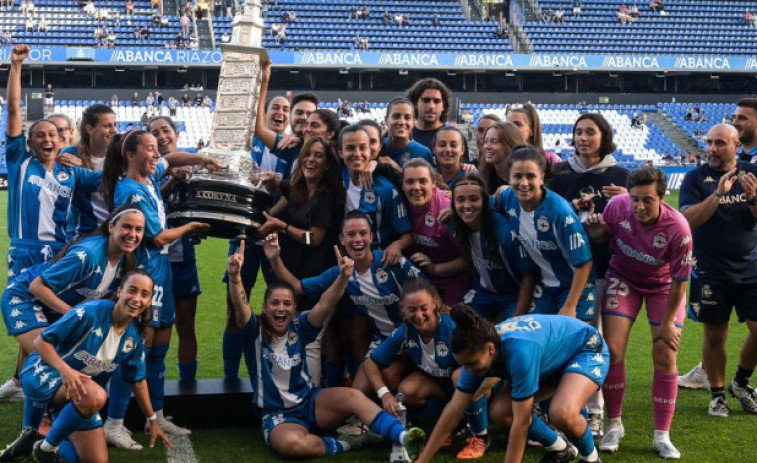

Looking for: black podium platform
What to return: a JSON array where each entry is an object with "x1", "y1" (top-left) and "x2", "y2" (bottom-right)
[{"x1": 120, "y1": 378, "x2": 260, "y2": 430}]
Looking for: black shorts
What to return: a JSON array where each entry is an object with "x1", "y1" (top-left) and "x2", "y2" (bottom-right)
[{"x1": 688, "y1": 275, "x2": 757, "y2": 324}]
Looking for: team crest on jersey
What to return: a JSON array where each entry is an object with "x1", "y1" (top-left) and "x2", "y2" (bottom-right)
[
  {"x1": 376, "y1": 268, "x2": 389, "y2": 284},
  {"x1": 122, "y1": 337, "x2": 135, "y2": 353},
  {"x1": 288, "y1": 331, "x2": 298, "y2": 345},
  {"x1": 702, "y1": 284, "x2": 713, "y2": 299},
  {"x1": 425, "y1": 212, "x2": 435, "y2": 227},
  {"x1": 436, "y1": 341, "x2": 448, "y2": 357},
  {"x1": 704, "y1": 176, "x2": 716, "y2": 183},
  {"x1": 56, "y1": 171, "x2": 70, "y2": 182},
  {"x1": 607, "y1": 295, "x2": 619, "y2": 310},
  {"x1": 738, "y1": 170, "x2": 748, "y2": 182},
  {"x1": 653, "y1": 233, "x2": 666, "y2": 248},
  {"x1": 537, "y1": 216, "x2": 550, "y2": 232},
  {"x1": 364, "y1": 190, "x2": 376, "y2": 204}
]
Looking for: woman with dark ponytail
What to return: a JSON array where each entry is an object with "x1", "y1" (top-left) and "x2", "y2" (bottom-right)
[{"x1": 414, "y1": 305, "x2": 609, "y2": 463}]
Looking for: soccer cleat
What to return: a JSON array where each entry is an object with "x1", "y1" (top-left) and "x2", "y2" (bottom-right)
[
  {"x1": 31, "y1": 441, "x2": 62, "y2": 463},
  {"x1": 402, "y1": 427, "x2": 426, "y2": 462},
  {"x1": 588, "y1": 413, "x2": 605, "y2": 439},
  {"x1": 104, "y1": 423, "x2": 143, "y2": 450},
  {"x1": 0, "y1": 428, "x2": 43, "y2": 462},
  {"x1": 456, "y1": 435, "x2": 490, "y2": 459},
  {"x1": 336, "y1": 415, "x2": 370, "y2": 436},
  {"x1": 678, "y1": 362, "x2": 710, "y2": 390},
  {"x1": 338, "y1": 431, "x2": 384, "y2": 450},
  {"x1": 708, "y1": 396, "x2": 730, "y2": 418},
  {"x1": 727, "y1": 380, "x2": 757, "y2": 414},
  {"x1": 145, "y1": 415, "x2": 191, "y2": 436},
  {"x1": 538, "y1": 444, "x2": 577, "y2": 463},
  {"x1": 653, "y1": 439, "x2": 681, "y2": 459},
  {"x1": 0, "y1": 379, "x2": 24, "y2": 402},
  {"x1": 598, "y1": 423, "x2": 624, "y2": 453}
]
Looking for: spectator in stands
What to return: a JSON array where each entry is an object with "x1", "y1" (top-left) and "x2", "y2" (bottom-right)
[
  {"x1": 394, "y1": 12, "x2": 404, "y2": 26},
  {"x1": 360, "y1": 36, "x2": 369, "y2": 50},
  {"x1": 629, "y1": 4, "x2": 640, "y2": 17},
  {"x1": 573, "y1": 0, "x2": 582, "y2": 17},
  {"x1": 276, "y1": 24, "x2": 286, "y2": 45},
  {"x1": 43, "y1": 83, "x2": 54, "y2": 108},
  {"x1": 180, "y1": 14, "x2": 191, "y2": 35},
  {"x1": 153, "y1": 13, "x2": 161, "y2": 28},
  {"x1": 194, "y1": 93, "x2": 203, "y2": 106},
  {"x1": 196, "y1": 0, "x2": 208, "y2": 19},
  {"x1": 360, "y1": 5, "x2": 369, "y2": 19},
  {"x1": 49, "y1": 113, "x2": 77, "y2": 147},
  {"x1": 616, "y1": 5, "x2": 635, "y2": 24},
  {"x1": 107, "y1": 29, "x2": 117, "y2": 45},
  {"x1": 134, "y1": 25, "x2": 143, "y2": 40},
  {"x1": 383, "y1": 10, "x2": 391, "y2": 23},
  {"x1": 270, "y1": 22, "x2": 280, "y2": 36},
  {"x1": 140, "y1": 111, "x2": 150, "y2": 130},
  {"x1": 20, "y1": 0, "x2": 28, "y2": 15},
  {"x1": 196, "y1": 138, "x2": 205, "y2": 150},
  {"x1": 84, "y1": 0, "x2": 95, "y2": 15},
  {"x1": 1, "y1": 30, "x2": 10, "y2": 45},
  {"x1": 202, "y1": 94, "x2": 213, "y2": 107},
  {"x1": 221, "y1": 31, "x2": 230, "y2": 42},
  {"x1": 433, "y1": 13, "x2": 440, "y2": 26},
  {"x1": 37, "y1": 15, "x2": 48, "y2": 32},
  {"x1": 101, "y1": 7, "x2": 110, "y2": 21},
  {"x1": 554, "y1": 9, "x2": 565, "y2": 23},
  {"x1": 113, "y1": 10, "x2": 121, "y2": 26},
  {"x1": 142, "y1": 26, "x2": 151, "y2": 40},
  {"x1": 24, "y1": 17, "x2": 34, "y2": 32},
  {"x1": 26, "y1": 0, "x2": 34, "y2": 16},
  {"x1": 109, "y1": 94, "x2": 119, "y2": 107},
  {"x1": 145, "y1": 92, "x2": 155, "y2": 109},
  {"x1": 152, "y1": 0, "x2": 161, "y2": 12},
  {"x1": 649, "y1": 0, "x2": 664, "y2": 13},
  {"x1": 349, "y1": 4, "x2": 357, "y2": 19},
  {"x1": 182, "y1": 93, "x2": 191, "y2": 106}
]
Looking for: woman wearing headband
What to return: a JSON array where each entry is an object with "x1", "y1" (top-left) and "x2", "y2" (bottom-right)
[
  {"x1": 100, "y1": 129, "x2": 220, "y2": 447},
  {"x1": 0, "y1": 205, "x2": 147, "y2": 458}
]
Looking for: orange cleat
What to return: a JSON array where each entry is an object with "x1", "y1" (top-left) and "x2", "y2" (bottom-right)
[{"x1": 456, "y1": 435, "x2": 490, "y2": 459}]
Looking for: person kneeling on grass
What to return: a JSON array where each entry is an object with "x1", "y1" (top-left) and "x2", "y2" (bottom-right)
[
  {"x1": 414, "y1": 306, "x2": 609, "y2": 463},
  {"x1": 227, "y1": 241, "x2": 426, "y2": 459},
  {"x1": 0, "y1": 270, "x2": 174, "y2": 463}
]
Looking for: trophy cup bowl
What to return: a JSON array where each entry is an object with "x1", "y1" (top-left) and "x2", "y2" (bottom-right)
[{"x1": 167, "y1": 148, "x2": 273, "y2": 240}]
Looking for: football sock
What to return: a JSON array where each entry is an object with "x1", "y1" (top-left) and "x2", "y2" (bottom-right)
[
  {"x1": 568, "y1": 423, "x2": 596, "y2": 459},
  {"x1": 465, "y1": 395, "x2": 488, "y2": 435},
  {"x1": 415, "y1": 398, "x2": 444, "y2": 419},
  {"x1": 45, "y1": 403, "x2": 86, "y2": 447},
  {"x1": 222, "y1": 331, "x2": 243, "y2": 379},
  {"x1": 527, "y1": 413, "x2": 558, "y2": 447},
  {"x1": 734, "y1": 365, "x2": 754, "y2": 388},
  {"x1": 711, "y1": 387, "x2": 725, "y2": 400},
  {"x1": 602, "y1": 360, "x2": 626, "y2": 419},
  {"x1": 322, "y1": 437, "x2": 346, "y2": 455},
  {"x1": 652, "y1": 369, "x2": 677, "y2": 431},
  {"x1": 58, "y1": 441, "x2": 79, "y2": 463},
  {"x1": 107, "y1": 366, "x2": 131, "y2": 420},
  {"x1": 178, "y1": 361, "x2": 198, "y2": 381},
  {"x1": 146, "y1": 344, "x2": 169, "y2": 412},
  {"x1": 22, "y1": 396, "x2": 46, "y2": 430},
  {"x1": 369, "y1": 409, "x2": 404, "y2": 443},
  {"x1": 325, "y1": 362, "x2": 344, "y2": 388}
]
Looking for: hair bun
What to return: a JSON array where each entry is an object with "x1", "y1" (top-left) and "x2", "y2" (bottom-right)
[{"x1": 450, "y1": 303, "x2": 479, "y2": 329}]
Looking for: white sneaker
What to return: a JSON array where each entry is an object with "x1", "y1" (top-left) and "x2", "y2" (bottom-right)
[
  {"x1": 0, "y1": 378, "x2": 24, "y2": 402},
  {"x1": 598, "y1": 423, "x2": 624, "y2": 453},
  {"x1": 653, "y1": 439, "x2": 681, "y2": 459},
  {"x1": 678, "y1": 362, "x2": 710, "y2": 390},
  {"x1": 146, "y1": 415, "x2": 191, "y2": 436},
  {"x1": 708, "y1": 396, "x2": 730, "y2": 418},
  {"x1": 104, "y1": 423, "x2": 143, "y2": 450},
  {"x1": 727, "y1": 380, "x2": 757, "y2": 414},
  {"x1": 588, "y1": 413, "x2": 604, "y2": 439}
]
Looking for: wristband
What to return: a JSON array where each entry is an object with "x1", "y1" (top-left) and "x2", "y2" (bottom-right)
[
  {"x1": 147, "y1": 413, "x2": 157, "y2": 421},
  {"x1": 377, "y1": 386, "x2": 390, "y2": 399}
]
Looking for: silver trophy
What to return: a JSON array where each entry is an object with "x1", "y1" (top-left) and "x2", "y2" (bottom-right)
[
  {"x1": 390, "y1": 393, "x2": 411, "y2": 463},
  {"x1": 168, "y1": 0, "x2": 273, "y2": 240}
]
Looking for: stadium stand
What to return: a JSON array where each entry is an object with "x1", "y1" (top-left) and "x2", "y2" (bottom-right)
[
  {"x1": 660, "y1": 102, "x2": 735, "y2": 151},
  {"x1": 525, "y1": 0, "x2": 757, "y2": 54}
]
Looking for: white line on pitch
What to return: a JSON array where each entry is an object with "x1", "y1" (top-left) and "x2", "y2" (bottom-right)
[{"x1": 166, "y1": 434, "x2": 199, "y2": 463}]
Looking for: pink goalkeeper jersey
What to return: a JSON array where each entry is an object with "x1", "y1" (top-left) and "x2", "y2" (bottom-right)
[
  {"x1": 408, "y1": 188, "x2": 470, "y2": 304},
  {"x1": 603, "y1": 194, "x2": 693, "y2": 286}
]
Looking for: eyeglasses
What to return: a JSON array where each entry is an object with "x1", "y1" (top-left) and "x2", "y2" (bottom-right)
[{"x1": 57, "y1": 127, "x2": 72, "y2": 133}]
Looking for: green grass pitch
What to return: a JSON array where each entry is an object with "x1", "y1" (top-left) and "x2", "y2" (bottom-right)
[{"x1": 1, "y1": 190, "x2": 756, "y2": 462}]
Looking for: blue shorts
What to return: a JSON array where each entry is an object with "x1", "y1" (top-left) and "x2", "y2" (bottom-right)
[
  {"x1": 261, "y1": 387, "x2": 322, "y2": 446},
  {"x1": 171, "y1": 262, "x2": 202, "y2": 300},
  {"x1": 688, "y1": 275, "x2": 757, "y2": 324},
  {"x1": 144, "y1": 253, "x2": 175, "y2": 328},
  {"x1": 21, "y1": 356, "x2": 103, "y2": 431},
  {"x1": 532, "y1": 283, "x2": 597, "y2": 321},
  {"x1": 461, "y1": 286, "x2": 519, "y2": 322},
  {"x1": 222, "y1": 241, "x2": 274, "y2": 290},
  {"x1": 7, "y1": 239, "x2": 64, "y2": 282},
  {"x1": 1, "y1": 289, "x2": 58, "y2": 336}
]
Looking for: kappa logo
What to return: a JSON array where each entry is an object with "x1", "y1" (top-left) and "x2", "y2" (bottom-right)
[
  {"x1": 35, "y1": 312, "x2": 47, "y2": 323},
  {"x1": 14, "y1": 321, "x2": 26, "y2": 329},
  {"x1": 76, "y1": 250, "x2": 87, "y2": 262},
  {"x1": 94, "y1": 266, "x2": 102, "y2": 275},
  {"x1": 586, "y1": 334, "x2": 599, "y2": 348},
  {"x1": 75, "y1": 308, "x2": 85, "y2": 318},
  {"x1": 131, "y1": 194, "x2": 144, "y2": 203},
  {"x1": 704, "y1": 176, "x2": 716, "y2": 183},
  {"x1": 564, "y1": 216, "x2": 575, "y2": 226},
  {"x1": 537, "y1": 216, "x2": 550, "y2": 232},
  {"x1": 405, "y1": 339, "x2": 419, "y2": 349},
  {"x1": 48, "y1": 378, "x2": 59, "y2": 389},
  {"x1": 585, "y1": 306, "x2": 595, "y2": 316},
  {"x1": 592, "y1": 353, "x2": 605, "y2": 364},
  {"x1": 680, "y1": 236, "x2": 691, "y2": 246},
  {"x1": 653, "y1": 233, "x2": 666, "y2": 248},
  {"x1": 620, "y1": 220, "x2": 631, "y2": 230},
  {"x1": 10, "y1": 296, "x2": 22, "y2": 305},
  {"x1": 507, "y1": 208, "x2": 517, "y2": 217},
  {"x1": 93, "y1": 328, "x2": 103, "y2": 338},
  {"x1": 592, "y1": 367, "x2": 603, "y2": 378},
  {"x1": 570, "y1": 362, "x2": 580, "y2": 369},
  {"x1": 10, "y1": 309, "x2": 21, "y2": 317}
]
